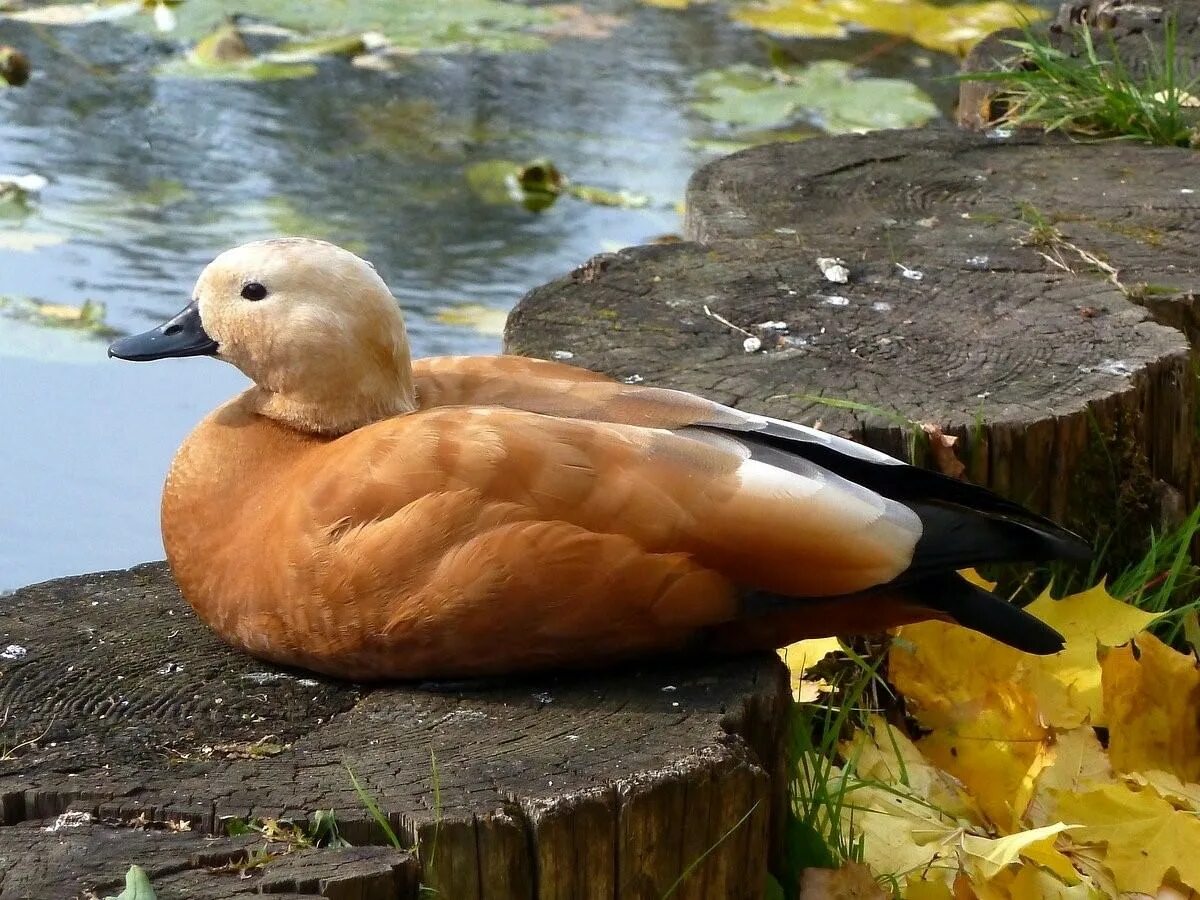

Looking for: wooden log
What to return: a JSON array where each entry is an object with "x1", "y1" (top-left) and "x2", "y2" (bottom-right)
[
  {"x1": 505, "y1": 129, "x2": 1199, "y2": 556},
  {"x1": 0, "y1": 564, "x2": 790, "y2": 899}
]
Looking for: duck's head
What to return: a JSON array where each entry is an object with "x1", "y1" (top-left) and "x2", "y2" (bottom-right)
[{"x1": 109, "y1": 238, "x2": 416, "y2": 434}]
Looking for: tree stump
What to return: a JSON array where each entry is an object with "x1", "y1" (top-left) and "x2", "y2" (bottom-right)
[
  {"x1": 505, "y1": 129, "x2": 1200, "y2": 554},
  {"x1": 0, "y1": 564, "x2": 790, "y2": 900},
  {"x1": 958, "y1": 0, "x2": 1200, "y2": 130}
]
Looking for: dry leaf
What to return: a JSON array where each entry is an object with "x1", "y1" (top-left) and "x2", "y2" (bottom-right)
[
  {"x1": 1024, "y1": 583, "x2": 1158, "y2": 728},
  {"x1": 1102, "y1": 634, "x2": 1200, "y2": 782},
  {"x1": 921, "y1": 423, "x2": 966, "y2": 479},
  {"x1": 890, "y1": 621, "x2": 1048, "y2": 829},
  {"x1": 1052, "y1": 782, "x2": 1200, "y2": 894},
  {"x1": 1026, "y1": 727, "x2": 1112, "y2": 828}
]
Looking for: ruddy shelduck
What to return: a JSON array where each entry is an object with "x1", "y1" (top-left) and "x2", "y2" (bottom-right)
[{"x1": 109, "y1": 238, "x2": 1088, "y2": 680}]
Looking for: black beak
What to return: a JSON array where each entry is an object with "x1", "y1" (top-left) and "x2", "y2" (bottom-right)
[{"x1": 108, "y1": 300, "x2": 218, "y2": 362}]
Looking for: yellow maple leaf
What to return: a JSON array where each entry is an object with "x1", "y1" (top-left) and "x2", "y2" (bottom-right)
[
  {"x1": 1052, "y1": 782, "x2": 1200, "y2": 894},
  {"x1": 1101, "y1": 633, "x2": 1200, "y2": 783},
  {"x1": 732, "y1": 0, "x2": 1047, "y2": 56},
  {"x1": 959, "y1": 822, "x2": 1075, "y2": 881},
  {"x1": 849, "y1": 716, "x2": 982, "y2": 824},
  {"x1": 890, "y1": 622, "x2": 1049, "y2": 829},
  {"x1": 779, "y1": 636, "x2": 841, "y2": 701},
  {"x1": 1025, "y1": 583, "x2": 1158, "y2": 728},
  {"x1": 1121, "y1": 768, "x2": 1200, "y2": 812},
  {"x1": 1026, "y1": 727, "x2": 1112, "y2": 828}
]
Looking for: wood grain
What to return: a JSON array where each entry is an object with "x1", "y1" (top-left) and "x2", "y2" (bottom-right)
[{"x1": 0, "y1": 564, "x2": 789, "y2": 899}]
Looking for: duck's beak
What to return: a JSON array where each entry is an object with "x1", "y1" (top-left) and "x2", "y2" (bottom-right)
[{"x1": 108, "y1": 300, "x2": 218, "y2": 361}]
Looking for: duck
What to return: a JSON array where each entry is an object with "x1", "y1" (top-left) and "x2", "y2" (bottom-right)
[{"x1": 108, "y1": 238, "x2": 1089, "y2": 681}]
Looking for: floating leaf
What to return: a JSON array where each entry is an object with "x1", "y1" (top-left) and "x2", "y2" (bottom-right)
[
  {"x1": 0, "y1": 230, "x2": 65, "y2": 251},
  {"x1": 0, "y1": 296, "x2": 120, "y2": 336},
  {"x1": 253, "y1": 198, "x2": 367, "y2": 254},
  {"x1": 0, "y1": 44, "x2": 30, "y2": 86},
  {"x1": 566, "y1": 184, "x2": 651, "y2": 208},
  {"x1": 267, "y1": 33, "x2": 368, "y2": 63},
  {"x1": 692, "y1": 62, "x2": 938, "y2": 134},
  {"x1": 129, "y1": 0, "x2": 553, "y2": 54},
  {"x1": 104, "y1": 864, "x2": 156, "y2": 900},
  {"x1": 2, "y1": 0, "x2": 141, "y2": 26},
  {"x1": 191, "y1": 21, "x2": 253, "y2": 64},
  {"x1": 434, "y1": 303, "x2": 508, "y2": 336},
  {"x1": 465, "y1": 159, "x2": 562, "y2": 211},
  {"x1": 160, "y1": 25, "x2": 318, "y2": 80},
  {"x1": 732, "y1": 0, "x2": 1048, "y2": 57}
]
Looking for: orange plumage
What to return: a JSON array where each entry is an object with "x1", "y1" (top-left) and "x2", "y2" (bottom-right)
[{"x1": 110, "y1": 239, "x2": 1088, "y2": 680}]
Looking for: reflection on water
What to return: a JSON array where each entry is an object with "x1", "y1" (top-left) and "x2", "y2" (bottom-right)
[{"x1": 0, "y1": 1, "x2": 973, "y2": 589}]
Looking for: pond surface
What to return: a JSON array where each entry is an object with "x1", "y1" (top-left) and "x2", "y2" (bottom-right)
[{"x1": 0, "y1": 0, "x2": 1020, "y2": 590}]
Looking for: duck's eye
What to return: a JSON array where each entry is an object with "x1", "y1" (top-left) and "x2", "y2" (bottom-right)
[{"x1": 240, "y1": 282, "x2": 268, "y2": 301}]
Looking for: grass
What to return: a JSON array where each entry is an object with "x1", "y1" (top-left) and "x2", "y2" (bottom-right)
[{"x1": 960, "y1": 15, "x2": 1200, "y2": 146}]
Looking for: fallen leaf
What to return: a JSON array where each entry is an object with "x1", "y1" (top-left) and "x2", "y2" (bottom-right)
[
  {"x1": 434, "y1": 304, "x2": 508, "y2": 336},
  {"x1": 1052, "y1": 782, "x2": 1200, "y2": 894},
  {"x1": 848, "y1": 716, "x2": 981, "y2": 824},
  {"x1": 890, "y1": 619, "x2": 1048, "y2": 829},
  {"x1": 921, "y1": 422, "x2": 966, "y2": 479},
  {"x1": 959, "y1": 822, "x2": 1074, "y2": 882},
  {"x1": 1025, "y1": 583, "x2": 1158, "y2": 727},
  {"x1": 732, "y1": 0, "x2": 1048, "y2": 57},
  {"x1": 1026, "y1": 727, "x2": 1112, "y2": 828},
  {"x1": 1101, "y1": 633, "x2": 1200, "y2": 782},
  {"x1": 780, "y1": 636, "x2": 839, "y2": 701}
]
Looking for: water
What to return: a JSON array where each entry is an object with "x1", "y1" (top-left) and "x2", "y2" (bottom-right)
[{"x1": 0, "y1": 1, "x2": 975, "y2": 589}]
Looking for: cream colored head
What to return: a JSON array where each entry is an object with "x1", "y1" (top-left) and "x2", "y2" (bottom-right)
[{"x1": 194, "y1": 238, "x2": 416, "y2": 433}]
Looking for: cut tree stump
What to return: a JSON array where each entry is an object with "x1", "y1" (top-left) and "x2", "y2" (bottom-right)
[
  {"x1": 959, "y1": 0, "x2": 1200, "y2": 131},
  {"x1": 0, "y1": 564, "x2": 790, "y2": 900},
  {"x1": 505, "y1": 129, "x2": 1200, "y2": 554}
]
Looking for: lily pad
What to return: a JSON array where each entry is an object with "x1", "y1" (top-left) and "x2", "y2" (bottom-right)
[
  {"x1": 267, "y1": 33, "x2": 368, "y2": 63},
  {"x1": 158, "y1": 56, "x2": 318, "y2": 81},
  {"x1": 465, "y1": 159, "x2": 563, "y2": 212},
  {"x1": 2, "y1": 0, "x2": 143, "y2": 27},
  {"x1": 435, "y1": 303, "x2": 508, "y2": 336},
  {"x1": 732, "y1": 0, "x2": 1048, "y2": 57},
  {"x1": 0, "y1": 295, "x2": 120, "y2": 337},
  {"x1": 124, "y1": 0, "x2": 553, "y2": 54},
  {"x1": 692, "y1": 61, "x2": 938, "y2": 134},
  {"x1": 0, "y1": 45, "x2": 30, "y2": 85},
  {"x1": 256, "y1": 197, "x2": 367, "y2": 254},
  {"x1": 566, "y1": 184, "x2": 651, "y2": 208},
  {"x1": 161, "y1": 25, "x2": 318, "y2": 80}
]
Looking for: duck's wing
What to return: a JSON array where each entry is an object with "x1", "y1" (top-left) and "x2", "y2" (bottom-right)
[
  {"x1": 303, "y1": 405, "x2": 923, "y2": 600},
  {"x1": 411, "y1": 355, "x2": 1091, "y2": 571}
]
